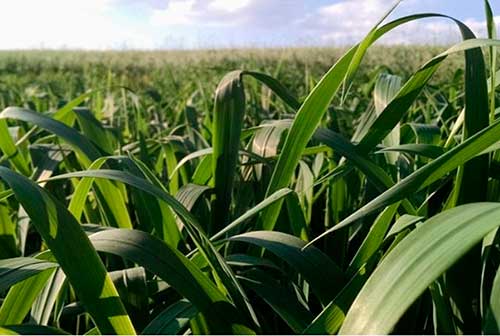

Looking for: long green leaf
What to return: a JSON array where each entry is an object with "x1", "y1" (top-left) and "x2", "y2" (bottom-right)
[
  {"x1": 0, "y1": 257, "x2": 57, "y2": 293},
  {"x1": 1, "y1": 107, "x2": 132, "y2": 229},
  {"x1": 0, "y1": 120, "x2": 30, "y2": 175},
  {"x1": 0, "y1": 268, "x2": 54, "y2": 325},
  {"x1": 304, "y1": 253, "x2": 381, "y2": 334},
  {"x1": 307, "y1": 116, "x2": 500, "y2": 246},
  {"x1": 230, "y1": 231, "x2": 345, "y2": 305},
  {"x1": 212, "y1": 71, "x2": 245, "y2": 233},
  {"x1": 239, "y1": 269, "x2": 313, "y2": 333},
  {"x1": 339, "y1": 203, "x2": 500, "y2": 334},
  {"x1": 141, "y1": 300, "x2": 197, "y2": 335},
  {"x1": 45, "y1": 168, "x2": 260, "y2": 329},
  {"x1": 0, "y1": 167, "x2": 135, "y2": 335},
  {"x1": 89, "y1": 228, "x2": 253, "y2": 334},
  {"x1": 261, "y1": 13, "x2": 482, "y2": 232},
  {"x1": 0, "y1": 325, "x2": 69, "y2": 335}
]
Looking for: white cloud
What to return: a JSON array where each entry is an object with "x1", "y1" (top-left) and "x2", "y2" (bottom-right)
[
  {"x1": 463, "y1": 16, "x2": 500, "y2": 38},
  {"x1": 0, "y1": 0, "x2": 156, "y2": 49},
  {"x1": 306, "y1": 0, "x2": 498, "y2": 46},
  {"x1": 150, "y1": 0, "x2": 255, "y2": 27},
  {"x1": 0, "y1": 0, "x2": 496, "y2": 49},
  {"x1": 301, "y1": 0, "x2": 391, "y2": 44},
  {"x1": 209, "y1": 0, "x2": 252, "y2": 13},
  {"x1": 151, "y1": 0, "x2": 198, "y2": 26},
  {"x1": 150, "y1": 0, "x2": 307, "y2": 31}
]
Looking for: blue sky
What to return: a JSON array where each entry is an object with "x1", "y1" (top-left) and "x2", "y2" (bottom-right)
[{"x1": 1, "y1": 0, "x2": 499, "y2": 49}]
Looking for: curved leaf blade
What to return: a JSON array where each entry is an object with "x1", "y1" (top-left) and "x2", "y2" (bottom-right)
[{"x1": 340, "y1": 203, "x2": 500, "y2": 334}]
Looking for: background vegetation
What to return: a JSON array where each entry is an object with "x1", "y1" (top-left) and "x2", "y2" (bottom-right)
[{"x1": 0, "y1": 46, "x2": 461, "y2": 136}]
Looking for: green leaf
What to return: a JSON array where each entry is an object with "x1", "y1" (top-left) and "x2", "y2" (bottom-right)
[
  {"x1": 230, "y1": 231, "x2": 345, "y2": 305},
  {"x1": 212, "y1": 71, "x2": 245, "y2": 233},
  {"x1": 0, "y1": 268, "x2": 55, "y2": 325},
  {"x1": 53, "y1": 89, "x2": 100, "y2": 123},
  {"x1": 386, "y1": 214, "x2": 423, "y2": 238},
  {"x1": 31, "y1": 268, "x2": 67, "y2": 325},
  {"x1": 304, "y1": 253, "x2": 381, "y2": 334},
  {"x1": 445, "y1": 13, "x2": 489, "y2": 332},
  {"x1": 376, "y1": 144, "x2": 444, "y2": 159},
  {"x1": 373, "y1": 72, "x2": 402, "y2": 164},
  {"x1": 0, "y1": 257, "x2": 57, "y2": 293},
  {"x1": 211, "y1": 188, "x2": 293, "y2": 241},
  {"x1": 0, "y1": 107, "x2": 101, "y2": 163},
  {"x1": 74, "y1": 107, "x2": 117, "y2": 155},
  {"x1": 313, "y1": 128, "x2": 417, "y2": 216},
  {"x1": 141, "y1": 300, "x2": 197, "y2": 335},
  {"x1": 243, "y1": 71, "x2": 301, "y2": 111},
  {"x1": 239, "y1": 269, "x2": 313, "y2": 333},
  {"x1": 0, "y1": 183, "x2": 19, "y2": 258},
  {"x1": 0, "y1": 325, "x2": 69, "y2": 335},
  {"x1": 260, "y1": 12, "x2": 468, "y2": 231},
  {"x1": 89, "y1": 228, "x2": 253, "y2": 334},
  {"x1": 260, "y1": 45, "x2": 357, "y2": 231},
  {"x1": 307, "y1": 116, "x2": 500, "y2": 246},
  {"x1": 0, "y1": 119, "x2": 30, "y2": 176},
  {"x1": 339, "y1": 203, "x2": 500, "y2": 334},
  {"x1": 0, "y1": 107, "x2": 132, "y2": 230},
  {"x1": 484, "y1": 263, "x2": 500, "y2": 333},
  {"x1": 0, "y1": 167, "x2": 135, "y2": 335},
  {"x1": 485, "y1": 0, "x2": 497, "y2": 123},
  {"x1": 347, "y1": 204, "x2": 399, "y2": 276},
  {"x1": 355, "y1": 24, "x2": 490, "y2": 153},
  {"x1": 47, "y1": 168, "x2": 259, "y2": 330}
]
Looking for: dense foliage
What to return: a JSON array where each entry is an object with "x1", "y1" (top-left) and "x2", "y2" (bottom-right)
[{"x1": 1, "y1": 2, "x2": 500, "y2": 335}]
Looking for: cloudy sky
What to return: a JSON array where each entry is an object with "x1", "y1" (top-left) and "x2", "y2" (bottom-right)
[{"x1": 1, "y1": 0, "x2": 499, "y2": 50}]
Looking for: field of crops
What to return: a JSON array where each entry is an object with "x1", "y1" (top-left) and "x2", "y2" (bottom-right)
[{"x1": 2, "y1": 2, "x2": 500, "y2": 335}]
